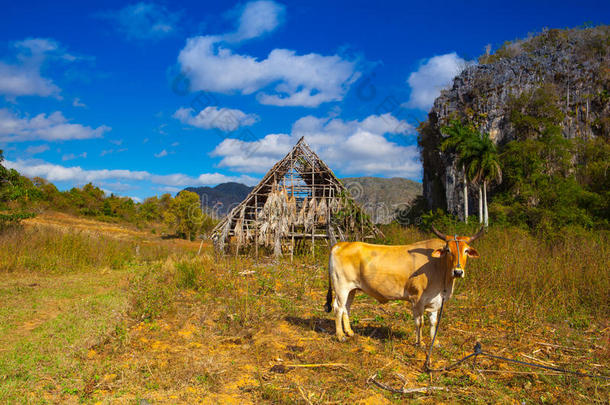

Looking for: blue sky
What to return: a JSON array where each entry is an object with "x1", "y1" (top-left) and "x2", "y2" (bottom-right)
[{"x1": 1, "y1": 0, "x2": 607, "y2": 201}]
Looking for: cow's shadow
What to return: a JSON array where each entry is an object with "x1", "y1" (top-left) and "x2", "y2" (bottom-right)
[{"x1": 284, "y1": 316, "x2": 408, "y2": 342}]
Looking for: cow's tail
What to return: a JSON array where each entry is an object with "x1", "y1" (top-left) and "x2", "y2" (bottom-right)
[{"x1": 324, "y1": 252, "x2": 333, "y2": 313}]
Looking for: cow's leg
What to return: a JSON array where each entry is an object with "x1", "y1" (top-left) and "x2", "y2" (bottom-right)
[
  {"x1": 342, "y1": 289, "x2": 356, "y2": 337},
  {"x1": 429, "y1": 310, "x2": 440, "y2": 346},
  {"x1": 333, "y1": 286, "x2": 351, "y2": 342},
  {"x1": 413, "y1": 308, "x2": 424, "y2": 347},
  {"x1": 333, "y1": 299, "x2": 345, "y2": 342}
]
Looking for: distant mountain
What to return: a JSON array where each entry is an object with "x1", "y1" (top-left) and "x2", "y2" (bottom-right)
[
  {"x1": 183, "y1": 177, "x2": 422, "y2": 223},
  {"x1": 183, "y1": 182, "x2": 253, "y2": 217},
  {"x1": 342, "y1": 177, "x2": 422, "y2": 223}
]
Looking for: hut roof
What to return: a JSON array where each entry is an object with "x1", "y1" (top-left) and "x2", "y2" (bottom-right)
[{"x1": 211, "y1": 137, "x2": 381, "y2": 250}]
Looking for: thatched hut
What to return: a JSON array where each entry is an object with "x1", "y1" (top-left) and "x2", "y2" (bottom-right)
[{"x1": 211, "y1": 137, "x2": 381, "y2": 257}]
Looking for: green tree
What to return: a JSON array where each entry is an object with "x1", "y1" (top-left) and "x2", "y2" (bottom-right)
[
  {"x1": 0, "y1": 150, "x2": 36, "y2": 227},
  {"x1": 163, "y1": 191, "x2": 202, "y2": 240}
]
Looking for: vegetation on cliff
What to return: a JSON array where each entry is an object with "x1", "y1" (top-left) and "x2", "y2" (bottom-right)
[{"x1": 419, "y1": 25, "x2": 609, "y2": 235}]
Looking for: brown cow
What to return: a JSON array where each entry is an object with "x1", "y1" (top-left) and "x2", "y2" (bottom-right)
[{"x1": 324, "y1": 226, "x2": 483, "y2": 344}]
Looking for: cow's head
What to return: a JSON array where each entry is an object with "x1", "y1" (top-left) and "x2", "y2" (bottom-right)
[{"x1": 430, "y1": 226, "x2": 483, "y2": 278}]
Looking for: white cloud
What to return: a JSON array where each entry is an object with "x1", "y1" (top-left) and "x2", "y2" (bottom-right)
[
  {"x1": 5, "y1": 159, "x2": 258, "y2": 187},
  {"x1": 72, "y1": 97, "x2": 86, "y2": 108},
  {"x1": 154, "y1": 149, "x2": 168, "y2": 158},
  {"x1": 157, "y1": 186, "x2": 181, "y2": 194},
  {"x1": 178, "y1": 36, "x2": 358, "y2": 107},
  {"x1": 224, "y1": 1, "x2": 285, "y2": 43},
  {"x1": 62, "y1": 152, "x2": 87, "y2": 161},
  {"x1": 99, "y1": 181, "x2": 133, "y2": 192},
  {"x1": 177, "y1": 1, "x2": 358, "y2": 108},
  {"x1": 0, "y1": 38, "x2": 67, "y2": 99},
  {"x1": 406, "y1": 52, "x2": 468, "y2": 111},
  {"x1": 100, "y1": 148, "x2": 127, "y2": 157},
  {"x1": 102, "y1": 2, "x2": 181, "y2": 40},
  {"x1": 0, "y1": 109, "x2": 110, "y2": 143},
  {"x1": 173, "y1": 106, "x2": 259, "y2": 131},
  {"x1": 24, "y1": 144, "x2": 50, "y2": 155},
  {"x1": 210, "y1": 113, "x2": 420, "y2": 178}
]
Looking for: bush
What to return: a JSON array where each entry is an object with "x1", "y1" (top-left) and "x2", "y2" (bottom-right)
[
  {"x1": 175, "y1": 261, "x2": 201, "y2": 289},
  {"x1": 129, "y1": 262, "x2": 176, "y2": 321}
]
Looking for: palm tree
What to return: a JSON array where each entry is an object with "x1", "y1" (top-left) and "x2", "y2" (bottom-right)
[
  {"x1": 455, "y1": 133, "x2": 484, "y2": 224},
  {"x1": 460, "y1": 132, "x2": 502, "y2": 227},
  {"x1": 440, "y1": 121, "x2": 477, "y2": 222}
]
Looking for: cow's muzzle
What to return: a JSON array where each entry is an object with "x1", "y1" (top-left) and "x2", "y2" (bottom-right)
[{"x1": 453, "y1": 268, "x2": 464, "y2": 278}]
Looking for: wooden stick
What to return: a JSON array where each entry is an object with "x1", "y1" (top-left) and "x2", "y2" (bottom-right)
[
  {"x1": 368, "y1": 374, "x2": 446, "y2": 394},
  {"x1": 535, "y1": 341, "x2": 582, "y2": 352},
  {"x1": 286, "y1": 363, "x2": 347, "y2": 368},
  {"x1": 297, "y1": 384, "x2": 313, "y2": 405},
  {"x1": 519, "y1": 353, "x2": 558, "y2": 367},
  {"x1": 474, "y1": 369, "x2": 564, "y2": 376}
]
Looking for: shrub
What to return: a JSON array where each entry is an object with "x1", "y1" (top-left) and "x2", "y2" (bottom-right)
[{"x1": 129, "y1": 262, "x2": 176, "y2": 321}]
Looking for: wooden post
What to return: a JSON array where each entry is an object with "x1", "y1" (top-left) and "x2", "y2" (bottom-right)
[
  {"x1": 311, "y1": 168, "x2": 315, "y2": 258},
  {"x1": 254, "y1": 194, "x2": 258, "y2": 258}
]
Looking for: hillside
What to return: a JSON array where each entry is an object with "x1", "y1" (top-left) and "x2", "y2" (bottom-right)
[
  {"x1": 185, "y1": 177, "x2": 422, "y2": 223},
  {"x1": 184, "y1": 182, "x2": 253, "y2": 216},
  {"x1": 342, "y1": 177, "x2": 422, "y2": 223},
  {"x1": 420, "y1": 26, "x2": 609, "y2": 219}
]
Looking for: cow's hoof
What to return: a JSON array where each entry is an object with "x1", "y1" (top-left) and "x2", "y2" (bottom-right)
[
  {"x1": 414, "y1": 341, "x2": 424, "y2": 348},
  {"x1": 345, "y1": 330, "x2": 354, "y2": 337},
  {"x1": 336, "y1": 335, "x2": 347, "y2": 342}
]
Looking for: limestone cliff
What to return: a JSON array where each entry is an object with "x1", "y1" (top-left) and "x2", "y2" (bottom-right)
[{"x1": 420, "y1": 26, "x2": 609, "y2": 216}]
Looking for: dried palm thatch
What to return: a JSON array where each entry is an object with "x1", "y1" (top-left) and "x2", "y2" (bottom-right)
[
  {"x1": 305, "y1": 197, "x2": 317, "y2": 232},
  {"x1": 211, "y1": 137, "x2": 381, "y2": 256},
  {"x1": 297, "y1": 197, "x2": 308, "y2": 226},
  {"x1": 287, "y1": 195, "x2": 297, "y2": 225},
  {"x1": 234, "y1": 205, "x2": 247, "y2": 253},
  {"x1": 317, "y1": 198, "x2": 328, "y2": 224}
]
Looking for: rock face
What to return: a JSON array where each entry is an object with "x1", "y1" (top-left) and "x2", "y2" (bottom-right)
[{"x1": 420, "y1": 26, "x2": 610, "y2": 216}]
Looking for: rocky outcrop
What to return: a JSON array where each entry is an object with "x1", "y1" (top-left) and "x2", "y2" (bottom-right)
[{"x1": 421, "y1": 26, "x2": 610, "y2": 216}]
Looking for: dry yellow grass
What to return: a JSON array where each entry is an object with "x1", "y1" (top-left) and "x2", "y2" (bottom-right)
[{"x1": 0, "y1": 214, "x2": 608, "y2": 403}]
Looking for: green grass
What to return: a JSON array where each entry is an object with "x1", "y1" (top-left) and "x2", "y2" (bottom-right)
[
  {"x1": 0, "y1": 269, "x2": 130, "y2": 402},
  {"x1": 0, "y1": 225, "x2": 181, "y2": 402}
]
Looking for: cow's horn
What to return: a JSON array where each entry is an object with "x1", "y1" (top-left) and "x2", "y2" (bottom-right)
[
  {"x1": 430, "y1": 225, "x2": 448, "y2": 241},
  {"x1": 468, "y1": 226, "x2": 485, "y2": 243}
]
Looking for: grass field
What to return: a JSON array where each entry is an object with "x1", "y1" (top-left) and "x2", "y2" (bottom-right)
[{"x1": 0, "y1": 213, "x2": 608, "y2": 403}]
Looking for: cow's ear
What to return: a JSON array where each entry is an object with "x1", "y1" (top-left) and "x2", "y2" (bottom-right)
[
  {"x1": 466, "y1": 247, "x2": 480, "y2": 258},
  {"x1": 431, "y1": 248, "x2": 445, "y2": 258}
]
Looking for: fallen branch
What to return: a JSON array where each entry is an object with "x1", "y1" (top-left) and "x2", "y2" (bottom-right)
[
  {"x1": 535, "y1": 341, "x2": 581, "y2": 352},
  {"x1": 474, "y1": 369, "x2": 564, "y2": 377},
  {"x1": 520, "y1": 353, "x2": 558, "y2": 367},
  {"x1": 367, "y1": 373, "x2": 446, "y2": 394},
  {"x1": 288, "y1": 363, "x2": 347, "y2": 368},
  {"x1": 270, "y1": 363, "x2": 348, "y2": 374}
]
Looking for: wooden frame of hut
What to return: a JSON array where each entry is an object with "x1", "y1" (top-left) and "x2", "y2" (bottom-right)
[{"x1": 211, "y1": 137, "x2": 381, "y2": 257}]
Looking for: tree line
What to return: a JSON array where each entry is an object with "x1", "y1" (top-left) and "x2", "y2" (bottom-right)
[{"x1": 0, "y1": 150, "x2": 216, "y2": 239}]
